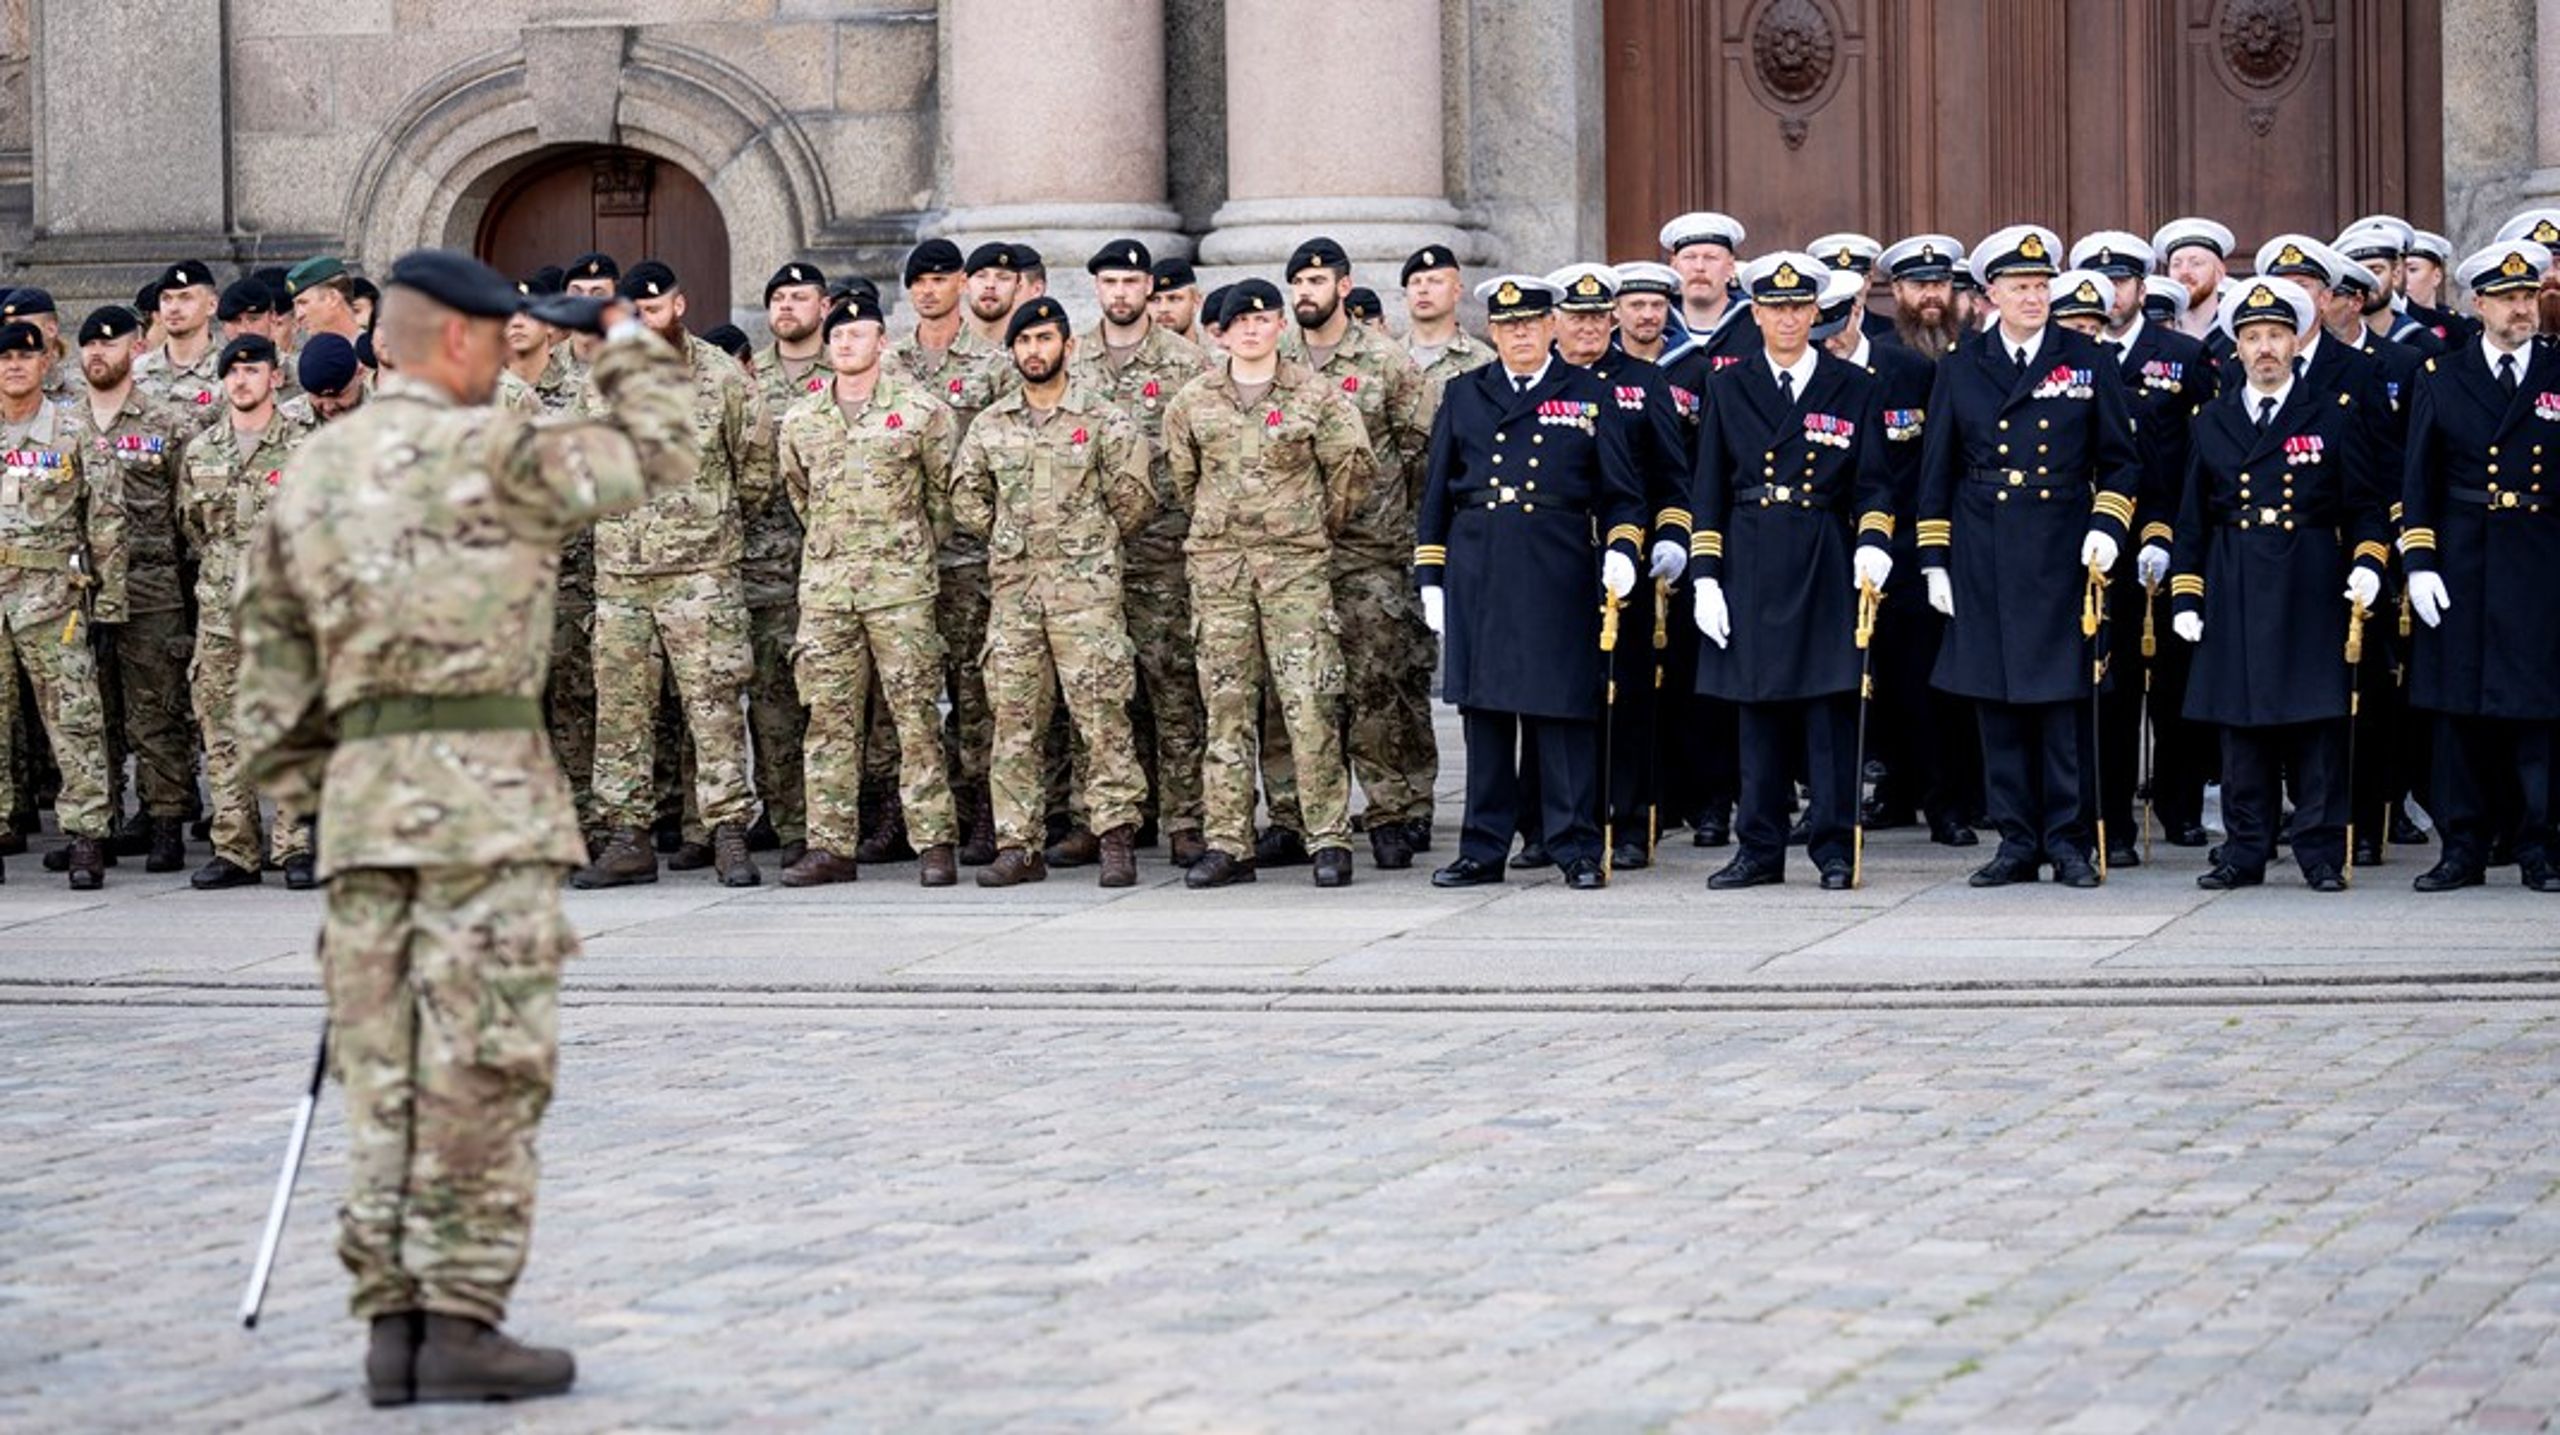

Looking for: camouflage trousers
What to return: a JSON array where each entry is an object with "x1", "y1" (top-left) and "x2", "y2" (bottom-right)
[
  {"x1": 323, "y1": 862, "x2": 573, "y2": 1324},
  {"x1": 937, "y1": 561, "x2": 994, "y2": 788},
  {"x1": 984, "y1": 580, "x2": 1143, "y2": 850},
  {"x1": 746, "y1": 599, "x2": 807, "y2": 843},
  {"x1": 192, "y1": 627, "x2": 311, "y2": 869},
  {"x1": 0, "y1": 610, "x2": 113, "y2": 835},
  {"x1": 798, "y1": 598, "x2": 954, "y2": 852},
  {"x1": 1262, "y1": 557, "x2": 1438, "y2": 833},
  {"x1": 592, "y1": 569, "x2": 755, "y2": 831},
  {"x1": 1192, "y1": 550, "x2": 1350, "y2": 856},
  {"x1": 99, "y1": 607, "x2": 197, "y2": 818},
  {"x1": 543, "y1": 595, "x2": 597, "y2": 835},
  {"x1": 1121, "y1": 556, "x2": 1205, "y2": 833}
]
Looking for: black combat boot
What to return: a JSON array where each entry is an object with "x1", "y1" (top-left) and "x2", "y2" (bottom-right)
[
  {"x1": 65, "y1": 835, "x2": 106, "y2": 890},
  {"x1": 410, "y1": 1313, "x2": 574, "y2": 1404},
  {"x1": 145, "y1": 816, "x2": 187, "y2": 873},
  {"x1": 958, "y1": 783, "x2": 998, "y2": 867},
  {"x1": 855, "y1": 789, "x2": 915, "y2": 864},
  {"x1": 366, "y1": 1311, "x2": 420, "y2": 1408}
]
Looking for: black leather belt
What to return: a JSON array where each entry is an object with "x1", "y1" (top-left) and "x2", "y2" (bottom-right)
[{"x1": 2448, "y1": 487, "x2": 2549, "y2": 512}]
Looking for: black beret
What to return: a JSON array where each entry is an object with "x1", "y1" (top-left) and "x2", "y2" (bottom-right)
[
  {"x1": 1011, "y1": 243, "x2": 1044, "y2": 272},
  {"x1": 904, "y1": 238, "x2": 964, "y2": 286},
  {"x1": 702, "y1": 323, "x2": 752, "y2": 359},
  {"x1": 565, "y1": 252, "x2": 620, "y2": 283},
  {"x1": 1, "y1": 288, "x2": 55, "y2": 320},
  {"x1": 0, "y1": 322, "x2": 42, "y2": 355},
  {"x1": 1200, "y1": 284, "x2": 1235, "y2": 326},
  {"x1": 1088, "y1": 239, "x2": 1153, "y2": 276},
  {"x1": 965, "y1": 242, "x2": 1018, "y2": 275},
  {"x1": 1345, "y1": 287, "x2": 1383, "y2": 320},
  {"x1": 79, "y1": 307, "x2": 141, "y2": 346},
  {"x1": 217, "y1": 334, "x2": 279, "y2": 376},
  {"x1": 1401, "y1": 246, "x2": 1459, "y2": 284},
  {"x1": 251, "y1": 266, "x2": 290, "y2": 290},
  {"x1": 764, "y1": 262, "x2": 827, "y2": 301},
  {"x1": 298, "y1": 333, "x2": 359, "y2": 393},
  {"x1": 1004, "y1": 295, "x2": 1070, "y2": 345},
  {"x1": 353, "y1": 330, "x2": 377, "y2": 371},
  {"x1": 1150, "y1": 256, "x2": 1197, "y2": 293},
  {"x1": 385, "y1": 248, "x2": 523, "y2": 319},
  {"x1": 218, "y1": 279, "x2": 275, "y2": 322},
  {"x1": 828, "y1": 276, "x2": 882, "y2": 308},
  {"x1": 1220, "y1": 279, "x2": 1285, "y2": 325},
  {"x1": 1286, "y1": 236, "x2": 1350, "y2": 279},
  {"x1": 822, "y1": 294, "x2": 887, "y2": 337},
  {"x1": 136, "y1": 281, "x2": 164, "y2": 315},
  {"x1": 157, "y1": 260, "x2": 217, "y2": 293},
  {"x1": 617, "y1": 260, "x2": 679, "y2": 300},
  {"x1": 350, "y1": 277, "x2": 380, "y2": 306},
  {"x1": 526, "y1": 265, "x2": 566, "y2": 297}
]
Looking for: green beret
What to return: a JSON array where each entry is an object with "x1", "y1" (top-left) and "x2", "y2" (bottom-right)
[{"x1": 285, "y1": 256, "x2": 348, "y2": 296}]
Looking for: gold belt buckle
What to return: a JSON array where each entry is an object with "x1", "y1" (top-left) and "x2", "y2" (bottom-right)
[
  {"x1": 1772, "y1": 485, "x2": 1793, "y2": 502},
  {"x1": 2258, "y1": 507, "x2": 2280, "y2": 525},
  {"x1": 2007, "y1": 471, "x2": 2024, "y2": 486},
  {"x1": 1499, "y1": 485, "x2": 1518, "y2": 504},
  {"x1": 2498, "y1": 490, "x2": 2520, "y2": 509}
]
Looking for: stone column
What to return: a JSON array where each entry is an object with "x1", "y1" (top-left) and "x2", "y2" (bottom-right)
[
  {"x1": 1197, "y1": 0, "x2": 1478, "y2": 270},
  {"x1": 938, "y1": 0, "x2": 1184, "y2": 262},
  {"x1": 2522, "y1": 0, "x2": 2560, "y2": 212}
]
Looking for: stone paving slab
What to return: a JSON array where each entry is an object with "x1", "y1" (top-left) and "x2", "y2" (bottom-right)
[{"x1": 3, "y1": 1001, "x2": 2557, "y2": 1431}]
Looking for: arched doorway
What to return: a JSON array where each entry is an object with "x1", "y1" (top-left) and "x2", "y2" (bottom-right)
[{"x1": 475, "y1": 146, "x2": 732, "y2": 331}]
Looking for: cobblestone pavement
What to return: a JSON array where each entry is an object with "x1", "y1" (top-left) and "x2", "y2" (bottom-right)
[{"x1": 5, "y1": 999, "x2": 2557, "y2": 1432}]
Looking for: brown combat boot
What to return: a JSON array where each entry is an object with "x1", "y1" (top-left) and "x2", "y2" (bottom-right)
[
  {"x1": 976, "y1": 847, "x2": 1048, "y2": 887},
  {"x1": 145, "y1": 816, "x2": 187, "y2": 873},
  {"x1": 411, "y1": 1313, "x2": 575, "y2": 1404},
  {"x1": 711, "y1": 822, "x2": 761, "y2": 888},
  {"x1": 65, "y1": 835, "x2": 105, "y2": 891},
  {"x1": 1044, "y1": 826, "x2": 1100, "y2": 868},
  {"x1": 666, "y1": 838, "x2": 714, "y2": 871},
  {"x1": 570, "y1": 828, "x2": 658, "y2": 889},
  {"x1": 1167, "y1": 827, "x2": 1209, "y2": 869},
  {"x1": 779, "y1": 848, "x2": 859, "y2": 887},
  {"x1": 855, "y1": 788, "x2": 915, "y2": 864},
  {"x1": 1097, "y1": 824, "x2": 1138, "y2": 888},
  {"x1": 365, "y1": 1312, "x2": 420, "y2": 1408},
  {"x1": 918, "y1": 843, "x2": 958, "y2": 887},
  {"x1": 958, "y1": 783, "x2": 998, "y2": 866}
]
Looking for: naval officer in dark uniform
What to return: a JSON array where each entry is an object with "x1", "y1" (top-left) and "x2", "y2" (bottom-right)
[
  {"x1": 1417, "y1": 275, "x2": 1648, "y2": 890},
  {"x1": 1916, "y1": 224, "x2": 2144, "y2": 888},
  {"x1": 2167, "y1": 279, "x2": 2388, "y2": 891},
  {"x1": 2399, "y1": 239, "x2": 2560, "y2": 893},
  {"x1": 1688, "y1": 254, "x2": 1897, "y2": 890}
]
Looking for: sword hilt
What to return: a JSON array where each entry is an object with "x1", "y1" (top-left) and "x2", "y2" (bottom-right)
[
  {"x1": 2346, "y1": 596, "x2": 2369, "y2": 666},
  {"x1": 1600, "y1": 585, "x2": 1623, "y2": 654},
  {"x1": 1854, "y1": 578, "x2": 1880, "y2": 650}
]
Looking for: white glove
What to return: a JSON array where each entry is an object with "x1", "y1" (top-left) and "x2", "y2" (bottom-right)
[
  {"x1": 1694, "y1": 578, "x2": 1732, "y2": 648},
  {"x1": 2407, "y1": 569, "x2": 2450, "y2": 629},
  {"x1": 2344, "y1": 566, "x2": 2382, "y2": 612},
  {"x1": 2136, "y1": 543, "x2": 2171, "y2": 589},
  {"x1": 1853, "y1": 545, "x2": 1893, "y2": 593},
  {"x1": 2172, "y1": 611, "x2": 2203, "y2": 644},
  {"x1": 1925, "y1": 567, "x2": 1954, "y2": 616},
  {"x1": 2080, "y1": 530, "x2": 2120, "y2": 573},
  {"x1": 1420, "y1": 585, "x2": 1445, "y2": 635},
  {"x1": 1649, "y1": 539, "x2": 1688, "y2": 583},
  {"x1": 1602, "y1": 549, "x2": 1636, "y2": 599}
]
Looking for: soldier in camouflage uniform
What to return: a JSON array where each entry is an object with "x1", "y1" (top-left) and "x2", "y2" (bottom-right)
[
  {"x1": 75, "y1": 305, "x2": 199, "y2": 874},
  {"x1": 743, "y1": 262, "x2": 836, "y2": 864},
  {"x1": 888, "y1": 238, "x2": 1003, "y2": 862},
  {"x1": 542, "y1": 261, "x2": 614, "y2": 845},
  {"x1": 570, "y1": 261, "x2": 768, "y2": 890},
  {"x1": 1267, "y1": 237, "x2": 1441, "y2": 870},
  {"x1": 132, "y1": 260, "x2": 225, "y2": 423},
  {"x1": 0, "y1": 320, "x2": 125, "y2": 889},
  {"x1": 776, "y1": 295, "x2": 960, "y2": 887},
  {"x1": 951, "y1": 297, "x2": 1154, "y2": 888},
  {"x1": 1401, "y1": 245, "x2": 1496, "y2": 389},
  {"x1": 1065, "y1": 238, "x2": 1213, "y2": 867},
  {"x1": 177, "y1": 336, "x2": 315, "y2": 888},
  {"x1": 235, "y1": 252, "x2": 693, "y2": 1405},
  {"x1": 1162, "y1": 279, "x2": 1376, "y2": 888}
]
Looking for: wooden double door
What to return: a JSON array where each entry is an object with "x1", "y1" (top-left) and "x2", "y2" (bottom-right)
[
  {"x1": 475, "y1": 146, "x2": 732, "y2": 327},
  {"x1": 1603, "y1": 0, "x2": 2443, "y2": 262}
]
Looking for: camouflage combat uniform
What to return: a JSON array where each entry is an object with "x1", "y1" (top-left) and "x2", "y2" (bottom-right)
[
  {"x1": 80, "y1": 387, "x2": 198, "y2": 828},
  {"x1": 1409, "y1": 328, "x2": 1496, "y2": 391},
  {"x1": 778, "y1": 370, "x2": 957, "y2": 855},
  {"x1": 0, "y1": 399, "x2": 126, "y2": 836},
  {"x1": 1268, "y1": 321, "x2": 1439, "y2": 834},
  {"x1": 233, "y1": 332, "x2": 693, "y2": 1325},
  {"x1": 1067, "y1": 321, "x2": 1213, "y2": 839},
  {"x1": 530, "y1": 347, "x2": 600, "y2": 833},
  {"x1": 1163, "y1": 358, "x2": 1374, "y2": 857},
  {"x1": 889, "y1": 325, "x2": 1000, "y2": 791},
  {"x1": 745, "y1": 343, "x2": 833, "y2": 848},
  {"x1": 585, "y1": 333, "x2": 766, "y2": 836},
  {"x1": 178, "y1": 405, "x2": 315, "y2": 869},
  {"x1": 950, "y1": 382, "x2": 1153, "y2": 849},
  {"x1": 133, "y1": 341, "x2": 224, "y2": 430}
]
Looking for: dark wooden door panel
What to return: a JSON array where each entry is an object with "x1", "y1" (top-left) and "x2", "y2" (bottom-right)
[{"x1": 476, "y1": 147, "x2": 732, "y2": 331}]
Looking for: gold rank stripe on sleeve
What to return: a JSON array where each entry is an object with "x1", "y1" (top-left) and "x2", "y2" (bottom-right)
[
  {"x1": 2170, "y1": 574, "x2": 2205, "y2": 598},
  {"x1": 1857, "y1": 512, "x2": 1895, "y2": 538},
  {"x1": 1689, "y1": 531, "x2": 1724, "y2": 559},
  {"x1": 1915, "y1": 518, "x2": 1952, "y2": 548},
  {"x1": 1606, "y1": 523, "x2": 1646, "y2": 548},
  {"x1": 2389, "y1": 501, "x2": 2405, "y2": 523},
  {"x1": 1655, "y1": 506, "x2": 1694, "y2": 531},
  {"x1": 2140, "y1": 521, "x2": 2174, "y2": 545},
  {"x1": 1413, "y1": 544, "x2": 1448, "y2": 565},
  {"x1": 2354, "y1": 540, "x2": 2392, "y2": 566},
  {"x1": 2091, "y1": 492, "x2": 2137, "y2": 525},
  {"x1": 2399, "y1": 527, "x2": 2437, "y2": 553}
]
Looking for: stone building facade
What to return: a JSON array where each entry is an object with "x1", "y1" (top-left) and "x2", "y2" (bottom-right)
[{"x1": 0, "y1": 0, "x2": 2542, "y2": 324}]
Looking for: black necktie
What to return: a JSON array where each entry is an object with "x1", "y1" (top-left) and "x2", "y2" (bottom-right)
[
  {"x1": 1513, "y1": 372, "x2": 1531, "y2": 394},
  {"x1": 2500, "y1": 353, "x2": 2518, "y2": 395},
  {"x1": 2012, "y1": 346, "x2": 2029, "y2": 376},
  {"x1": 1779, "y1": 369, "x2": 1796, "y2": 406},
  {"x1": 2256, "y1": 395, "x2": 2276, "y2": 432}
]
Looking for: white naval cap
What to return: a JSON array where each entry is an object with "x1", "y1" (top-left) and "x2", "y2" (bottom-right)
[
  {"x1": 2141, "y1": 274, "x2": 2190, "y2": 320},
  {"x1": 2069, "y1": 230, "x2": 2154, "y2": 279},
  {"x1": 2459, "y1": 239, "x2": 2553, "y2": 295},
  {"x1": 2048, "y1": 268, "x2": 2113, "y2": 320},
  {"x1": 1878, "y1": 233, "x2": 1965, "y2": 281},
  {"x1": 1611, "y1": 260, "x2": 1682, "y2": 296},
  {"x1": 2217, "y1": 277, "x2": 2317, "y2": 340},
  {"x1": 1544, "y1": 262, "x2": 1619, "y2": 311},
  {"x1": 1657, "y1": 211, "x2": 1746, "y2": 254},
  {"x1": 2255, "y1": 233, "x2": 2345, "y2": 287},
  {"x1": 1968, "y1": 223, "x2": 2064, "y2": 285},
  {"x1": 2151, "y1": 216, "x2": 2237, "y2": 264},
  {"x1": 1806, "y1": 232, "x2": 1882, "y2": 274}
]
